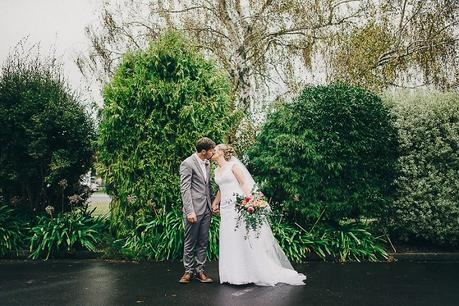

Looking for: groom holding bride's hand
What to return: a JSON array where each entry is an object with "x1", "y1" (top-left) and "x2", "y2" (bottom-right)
[
  {"x1": 178, "y1": 137, "x2": 306, "y2": 286},
  {"x1": 178, "y1": 137, "x2": 216, "y2": 284}
]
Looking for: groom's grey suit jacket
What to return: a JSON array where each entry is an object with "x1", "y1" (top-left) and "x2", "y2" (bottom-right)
[{"x1": 180, "y1": 154, "x2": 212, "y2": 216}]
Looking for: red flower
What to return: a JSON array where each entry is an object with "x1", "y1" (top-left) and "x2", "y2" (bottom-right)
[{"x1": 244, "y1": 195, "x2": 253, "y2": 202}]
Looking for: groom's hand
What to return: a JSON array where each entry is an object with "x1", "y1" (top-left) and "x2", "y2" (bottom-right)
[{"x1": 186, "y1": 212, "x2": 197, "y2": 223}]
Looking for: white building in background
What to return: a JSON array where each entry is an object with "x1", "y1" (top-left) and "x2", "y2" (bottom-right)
[{"x1": 80, "y1": 170, "x2": 102, "y2": 192}]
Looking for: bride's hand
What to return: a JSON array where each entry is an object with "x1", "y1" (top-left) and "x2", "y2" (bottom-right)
[
  {"x1": 212, "y1": 190, "x2": 221, "y2": 215},
  {"x1": 212, "y1": 203, "x2": 220, "y2": 215}
]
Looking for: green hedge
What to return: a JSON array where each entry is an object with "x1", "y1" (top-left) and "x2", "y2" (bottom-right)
[
  {"x1": 98, "y1": 31, "x2": 234, "y2": 236},
  {"x1": 384, "y1": 90, "x2": 459, "y2": 246},
  {"x1": 0, "y1": 50, "x2": 95, "y2": 213},
  {"x1": 247, "y1": 83, "x2": 398, "y2": 225}
]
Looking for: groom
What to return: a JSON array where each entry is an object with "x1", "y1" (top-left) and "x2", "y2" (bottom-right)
[{"x1": 178, "y1": 137, "x2": 215, "y2": 284}]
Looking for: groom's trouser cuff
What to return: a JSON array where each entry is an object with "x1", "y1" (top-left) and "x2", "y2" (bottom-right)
[{"x1": 183, "y1": 220, "x2": 197, "y2": 273}]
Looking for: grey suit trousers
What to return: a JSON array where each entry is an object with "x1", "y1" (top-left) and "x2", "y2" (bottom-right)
[
  {"x1": 180, "y1": 154, "x2": 213, "y2": 274},
  {"x1": 183, "y1": 207, "x2": 211, "y2": 274}
]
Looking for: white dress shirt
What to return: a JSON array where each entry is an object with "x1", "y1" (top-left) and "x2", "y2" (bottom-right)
[{"x1": 195, "y1": 153, "x2": 208, "y2": 181}]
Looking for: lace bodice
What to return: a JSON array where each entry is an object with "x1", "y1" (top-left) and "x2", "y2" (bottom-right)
[{"x1": 214, "y1": 162, "x2": 243, "y2": 210}]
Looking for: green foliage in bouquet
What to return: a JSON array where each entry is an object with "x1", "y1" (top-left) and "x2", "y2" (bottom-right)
[
  {"x1": 247, "y1": 83, "x2": 398, "y2": 225},
  {"x1": 98, "y1": 31, "x2": 234, "y2": 236},
  {"x1": 29, "y1": 210, "x2": 107, "y2": 259},
  {"x1": 0, "y1": 46, "x2": 95, "y2": 213},
  {"x1": 0, "y1": 202, "x2": 27, "y2": 256},
  {"x1": 383, "y1": 90, "x2": 459, "y2": 246},
  {"x1": 234, "y1": 189, "x2": 272, "y2": 239}
]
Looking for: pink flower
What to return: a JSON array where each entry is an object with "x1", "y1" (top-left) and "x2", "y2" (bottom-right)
[
  {"x1": 244, "y1": 195, "x2": 253, "y2": 202},
  {"x1": 247, "y1": 206, "x2": 255, "y2": 214}
]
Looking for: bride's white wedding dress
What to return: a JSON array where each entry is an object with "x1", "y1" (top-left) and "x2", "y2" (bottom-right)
[{"x1": 215, "y1": 159, "x2": 306, "y2": 286}]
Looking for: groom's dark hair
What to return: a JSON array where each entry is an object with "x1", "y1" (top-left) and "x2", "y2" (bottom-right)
[{"x1": 196, "y1": 137, "x2": 216, "y2": 152}]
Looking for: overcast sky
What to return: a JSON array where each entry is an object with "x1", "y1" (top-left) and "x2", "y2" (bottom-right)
[{"x1": 0, "y1": 0, "x2": 103, "y2": 104}]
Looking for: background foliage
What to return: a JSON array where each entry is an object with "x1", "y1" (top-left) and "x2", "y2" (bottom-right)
[
  {"x1": 384, "y1": 90, "x2": 459, "y2": 246},
  {"x1": 79, "y1": 0, "x2": 369, "y2": 115},
  {"x1": 331, "y1": 1, "x2": 458, "y2": 90},
  {"x1": 247, "y1": 83, "x2": 398, "y2": 225},
  {"x1": 2, "y1": 3, "x2": 457, "y2": 261},
  {"x1": 97, "y1": 31, "x2": 234, "y2": 236},
  {"x1": 0, "y1": 202, "x2": 26, "y2": 256},
  {"x1": 29, "y1": 210, "x2": 107, "y2": 260},
  {"x1": 0, "y1": 43, "x2": 96, "y2": 214},
  {"x1": 113, "y1": 210, "x2": 388, "y2": 263},
  {"x1": 115, "y1": 210, "x2": 220, "y2": 261},
  {"x1": 80, "y1": 1, "x2": 458, "y2": 120}
]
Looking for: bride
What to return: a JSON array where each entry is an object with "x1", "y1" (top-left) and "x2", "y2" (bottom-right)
[{"x1": 211, "y1": 144, "x2": 306, "y2": 286}]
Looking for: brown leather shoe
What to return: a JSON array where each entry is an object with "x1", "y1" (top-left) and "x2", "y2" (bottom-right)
[
  {"x1": 179, "y1": 272, "x2": 193, "y2": 284},
  {"x1": 196, "y1": 271, "x2": 213, "y2": 283}
]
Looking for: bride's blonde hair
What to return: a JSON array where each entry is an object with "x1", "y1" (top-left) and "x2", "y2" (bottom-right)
[{"x1": 216, "y1": 144, "x2": 235, "y2": 161}]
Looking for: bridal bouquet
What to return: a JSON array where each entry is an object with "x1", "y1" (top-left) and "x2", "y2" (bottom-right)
[{"x1": 234, "y1": 187, "x2": 272, "y2": 239}]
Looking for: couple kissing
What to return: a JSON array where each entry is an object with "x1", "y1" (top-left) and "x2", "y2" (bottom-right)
[{"x1": 179, "y1": 137, "x2": 306, "y2": 286}]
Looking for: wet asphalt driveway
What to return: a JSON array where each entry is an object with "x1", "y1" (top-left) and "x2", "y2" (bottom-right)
[{"x1": 0, "y1": 260, "x2": 458, "y2": 306}]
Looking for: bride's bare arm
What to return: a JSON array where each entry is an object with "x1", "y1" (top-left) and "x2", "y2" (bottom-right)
[
  {"x1": 212, "y1": 190, "x2": 221, "y2": 206},
  {"x1": 232, "y1": 164, "x2": 251, "y2": 196},
  {"x1": 212, "y1": 190, "x2": 221, "y2": 213}
]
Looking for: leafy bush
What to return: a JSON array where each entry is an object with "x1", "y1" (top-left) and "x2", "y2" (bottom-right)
[
  {"x1": 0, "y1": 202, "x2": 27, "y2": 256},
  {"x1": 117, "y1": 210, "x2": 220, "y2": 261},
  {"x1": 116, "y1": 209, "x2": 387, "y2": 262},
  {"x1": 0, "y1": 43, "x2": 95, "y2": 213},
  {"x1": 272, "y1": 217, "x2": 387, "y2": 262},
  {"x1": 319, "y1": 222, "x2": 388, "y2": 262},
  {"x1": 247, "y1": 83, "x2": 398, "y2": 225},
  {"x1": 271, "y1": 218, "x2": 330, "y2": 262},
  {"x1": 206, "y1": 216, "x2": 220, "y2": 260},
  {"x1": 29, "y1": 210, "x2": 107, "y2": 259},
  {"x1": 384, "y1": 90, "x2": 459, "y2": 246},
  {"x1": 98, "y1": 31, "x2": 234, "y2": 235}
]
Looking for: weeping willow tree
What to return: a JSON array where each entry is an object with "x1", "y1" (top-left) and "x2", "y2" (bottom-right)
[
  {"x1": 79, "y1": 1, "x2": 458, "y2": 112},
  {"x1": 329, "y1": 0, "x2": 459, "y2": 90},
  {"x1": 77, "y1": 0, "x2": 369, "y2": 115}
]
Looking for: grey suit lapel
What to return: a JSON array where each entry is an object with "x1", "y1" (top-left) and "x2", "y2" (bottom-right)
[{"x1": 192, "y1": 154, "x2": 206, "y2": 182}]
